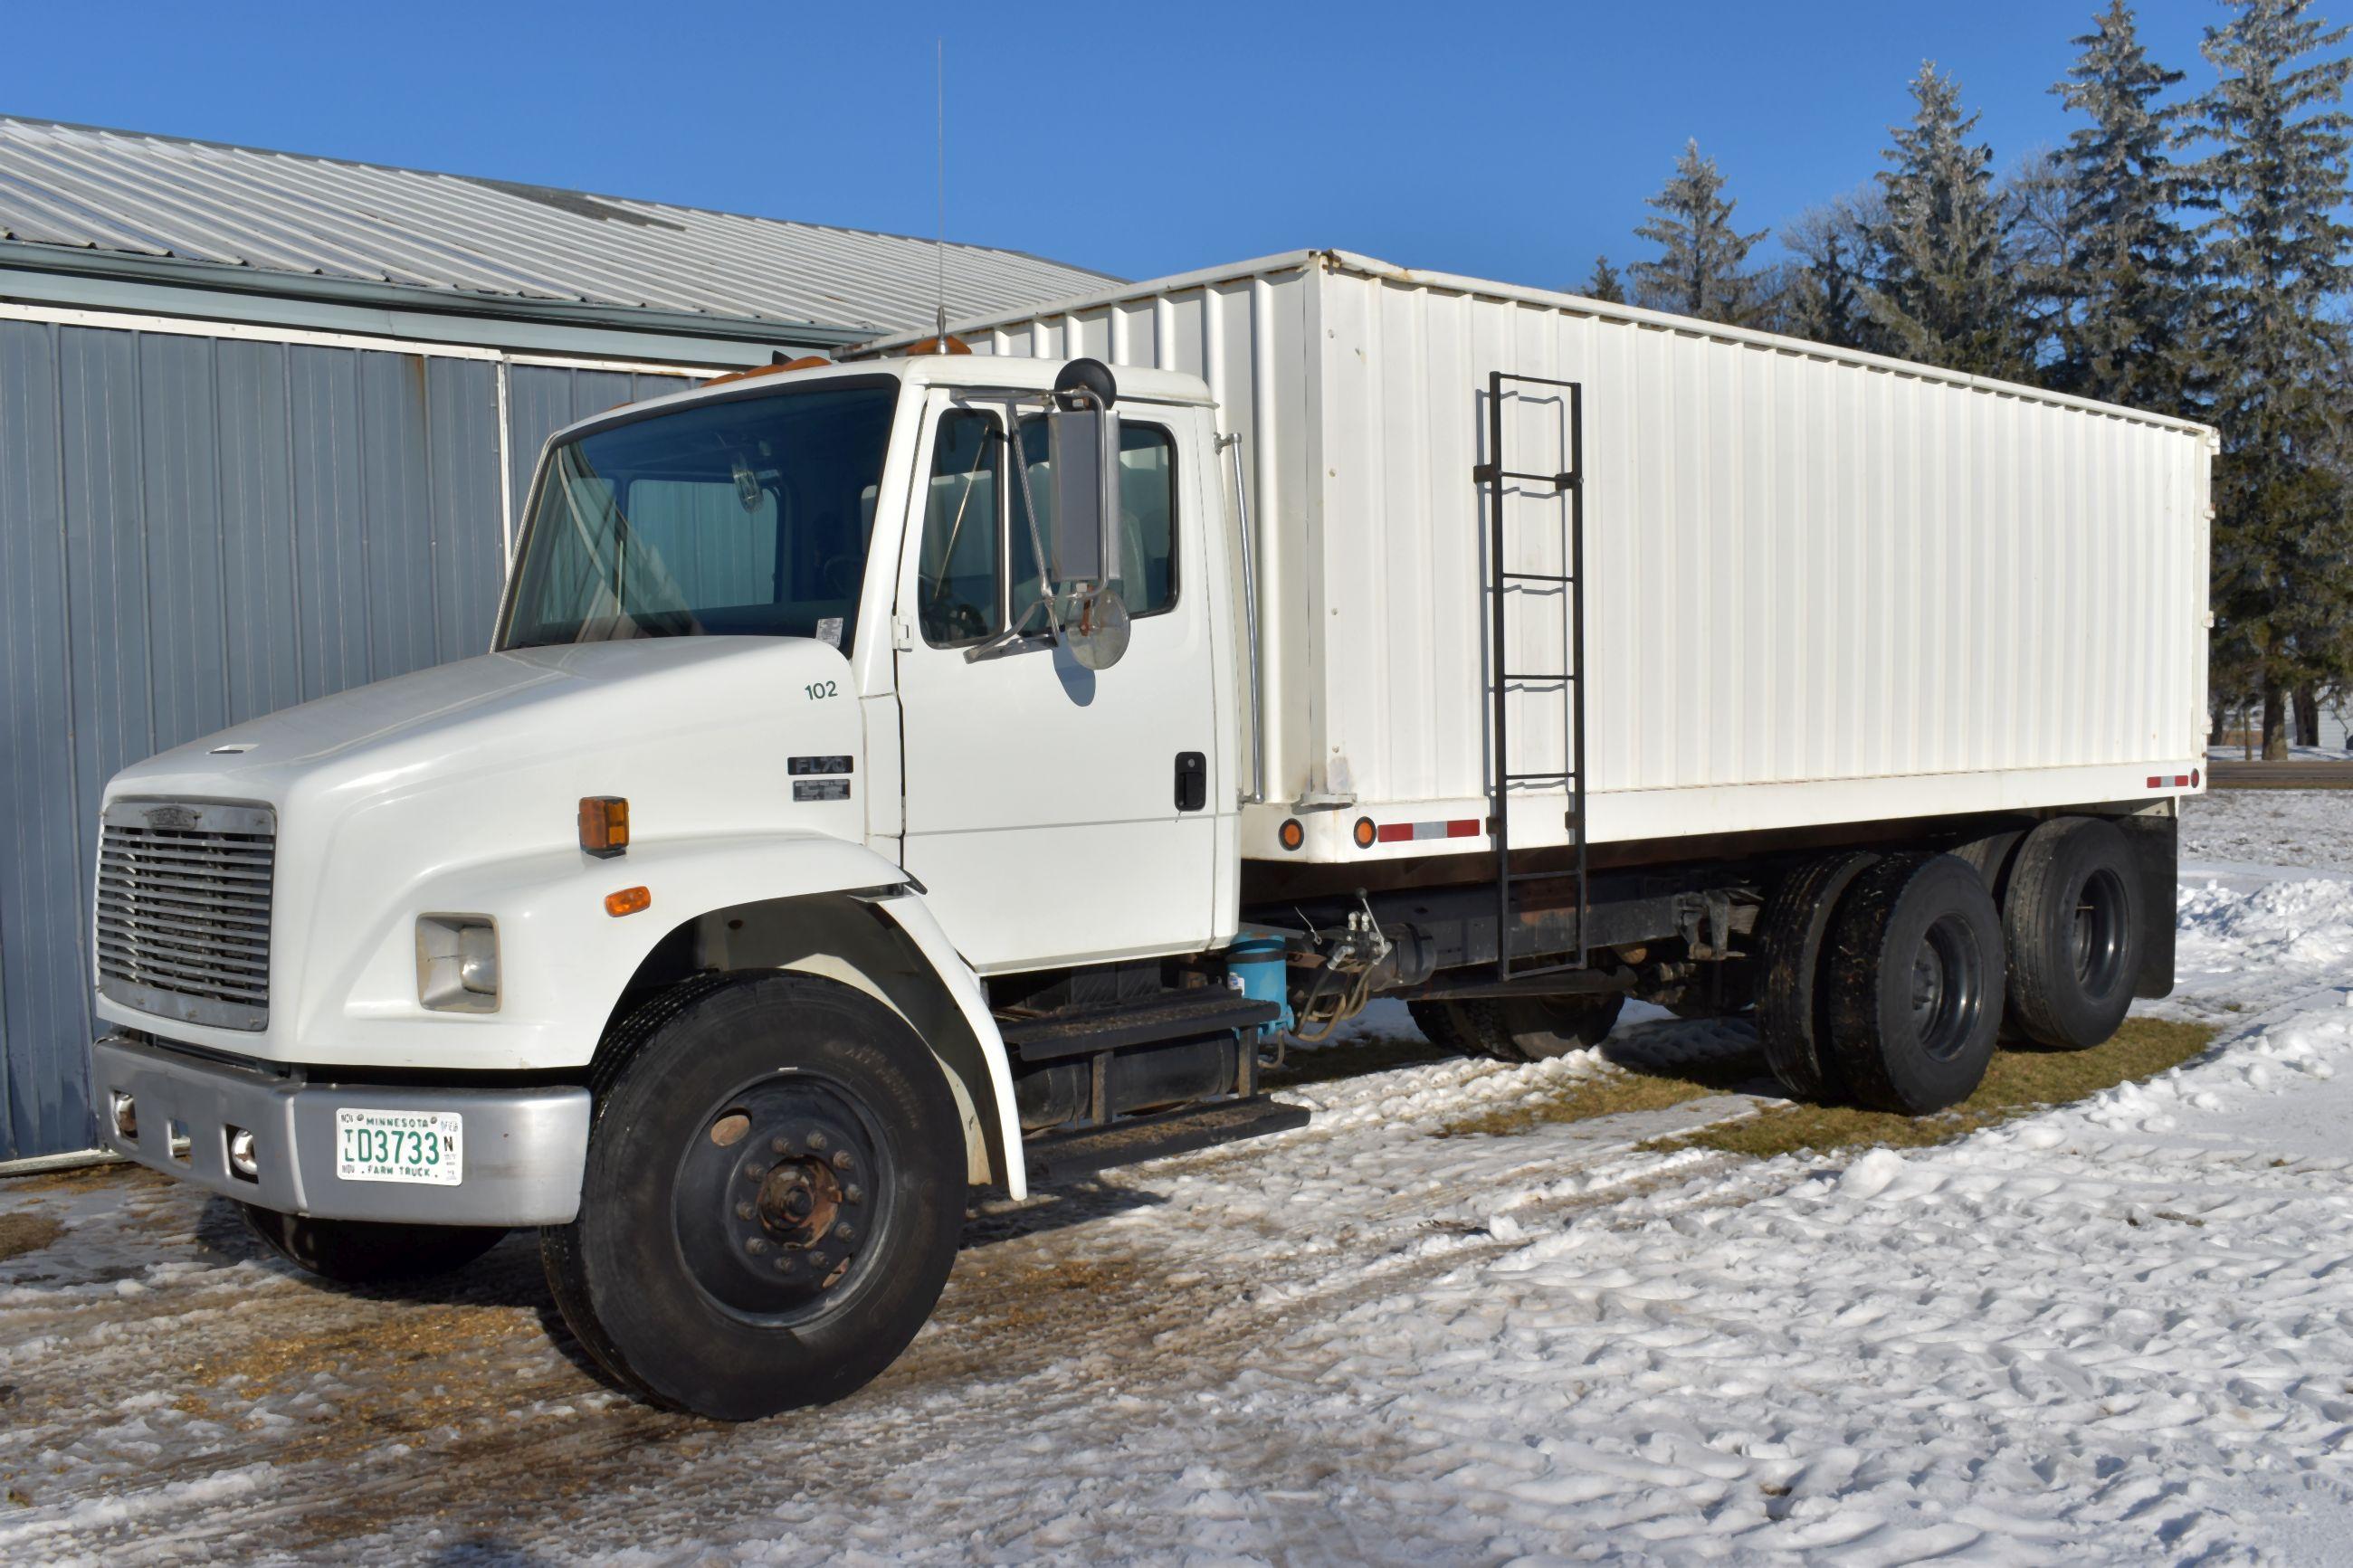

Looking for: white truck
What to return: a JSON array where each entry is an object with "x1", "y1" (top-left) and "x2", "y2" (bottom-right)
[{"x1": 88, "y1": 250, "x2": 2210, "y2": 1420}]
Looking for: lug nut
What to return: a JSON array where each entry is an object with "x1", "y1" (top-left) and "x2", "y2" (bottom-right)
[
  {"x1": 736, "y1": 1201, "x2": 756, "y2": 1221},
  {"x1": 770, "y1": 1135, "x2": 790, "y2": 1155},
  {"x1": 742, "y1": 1159, "x2": 766, "y2": 1181},
  {"x1": 806, "y1": 1250, "x2": 826, "y2": 1269},
  {"x1": 772, "y1": 1254, "x2": 795, "y2": 1273},
  {"x1": 843, "y1": 1183, "x2": 863, "y2": 1204},
  {"x1": 745, "y1": 1237, "x2": 768, "y2": 1256},
  {"x1": 807, "y1": 1131, "x2": 829, "y2": 1152},
  {"x1": 831, "y1": 1150, "x2": 853, "y2": 1171},
  {"x1": 834, "y1": 1221, "x2": 854, "y2": 1241}
]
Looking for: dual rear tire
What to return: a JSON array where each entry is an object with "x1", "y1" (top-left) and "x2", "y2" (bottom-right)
[{"x1": 1756, "y1": 817, "x2": 2143, "y2": 1113}]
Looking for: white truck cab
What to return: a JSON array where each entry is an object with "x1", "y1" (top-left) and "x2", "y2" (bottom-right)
[{"x1": 88, "y1": 252, "x2": 2206, "y2": 1420}]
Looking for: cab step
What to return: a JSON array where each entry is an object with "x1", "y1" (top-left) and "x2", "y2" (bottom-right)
[
  {"x1": 998, "y1": 990, "x2": 1284, "y2": 1063},
  {"x1": 1024, "y1": 1097, "x2": 1311, "y2": 1184}
]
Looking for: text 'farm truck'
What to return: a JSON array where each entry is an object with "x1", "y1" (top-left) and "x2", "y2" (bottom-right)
[{"x1": 89, "y1": 251, "x2": 2210, "y2": 1419}]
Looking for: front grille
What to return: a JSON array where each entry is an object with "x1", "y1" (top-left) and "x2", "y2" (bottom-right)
[{"x1": 95, "y1": 799, "x2": 276, "y2": 1031}]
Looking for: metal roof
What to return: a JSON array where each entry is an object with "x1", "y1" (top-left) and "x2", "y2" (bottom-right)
[{"x1": 0, "y1": 115, "x2": 1117, "y2": 337}]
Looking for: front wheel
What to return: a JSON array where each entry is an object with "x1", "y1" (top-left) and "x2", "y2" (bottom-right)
[
  {"x1": 540, "y1": 973, "x2": 965, "y2": 1421},
  {"x1": 240, "y1": 1205, "x2": 505, "y2": 1284}
]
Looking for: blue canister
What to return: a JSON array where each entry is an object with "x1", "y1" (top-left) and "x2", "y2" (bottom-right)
[{"x1": 1226, "y1": 924, "x2": 1295, "y2": 1036}]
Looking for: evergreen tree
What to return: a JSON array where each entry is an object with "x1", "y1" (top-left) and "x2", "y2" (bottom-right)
[
  {"x1": 1628, "y1": 139, "x2": 1766, "y2": 324},
  {"x1": 1584, "y1": 254, "x2": 1628, "y2": 304},
  {"x1": 1776, "y1": 197, "x2": 1880, "y2": 349},
  {"x1": 2049, "y1": 0, "x2": 2197, "y2": 412},
  {"x1": 2191, "y1": 0, "x2": 2353, "y2": 757},
  {"x1": 1863, "y1": 65, "x2": 2032, "y2": 375}
]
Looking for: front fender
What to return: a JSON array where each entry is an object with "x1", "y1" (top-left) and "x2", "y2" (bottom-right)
[{"x1": 255, "y1": 832, "x2": 922, "y2": 1069}]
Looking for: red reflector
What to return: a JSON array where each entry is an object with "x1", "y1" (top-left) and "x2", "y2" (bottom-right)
[
  {"x1": 2148, "y1": 776, "x2": 2162, "y2": 789},
  {"x1": 1377, "y1": 822, "x2": 1415, "y2": 843},
  {"x1": 2192, "y1": 768, "x2": 2201, "y2": 787},
  {"x1": 1446, "y1": 819, "x2": 1480, "y2": 838}
]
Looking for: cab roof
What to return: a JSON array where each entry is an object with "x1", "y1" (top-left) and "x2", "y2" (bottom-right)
[{"x1": 546, "y1": 354, "x2": 1215, "y2": 451}]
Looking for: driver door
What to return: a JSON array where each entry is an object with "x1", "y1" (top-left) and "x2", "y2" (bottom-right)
[{"x1": 891, "y1": 393, "x2": 1221, "y2": 972}]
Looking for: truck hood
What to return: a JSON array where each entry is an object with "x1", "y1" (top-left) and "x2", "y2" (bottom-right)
[
  {"x1": 115, "y1": 637, "x2": 851, "y2": 803},
  {"x1": 97, "y1": 634, "x2": 874, "y2": 1066}
]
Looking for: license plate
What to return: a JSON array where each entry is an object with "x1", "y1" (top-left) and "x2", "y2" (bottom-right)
[{"x1": 334, "y1": 1107, "x2": 462, "y2": 1185}]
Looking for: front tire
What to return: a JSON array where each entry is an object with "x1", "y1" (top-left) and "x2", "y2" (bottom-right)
[
  {"x1": 240, "y1": 1205, "x2": 505, "y2": 1284},
  {"x1": 541, "y1": 973, "x2": 966, "y2": 1421},
  {"x1": 1825, "y1": 853, "x2": 2005, "y2": 1114}
]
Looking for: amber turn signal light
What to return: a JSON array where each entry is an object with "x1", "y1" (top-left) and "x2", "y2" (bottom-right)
[
  {"x1": 1278, "y1": 817, "x2": 1305, "y2": 851},
  {"x1": 579, "y1": 796, "x2": 629, "y2": 858},
  {"x1": 605, "y1": 886, "x2": 652, "y2": 918},
  {"x1": 1353, "y1": 816, "x2": 1377, "y2": 850}
]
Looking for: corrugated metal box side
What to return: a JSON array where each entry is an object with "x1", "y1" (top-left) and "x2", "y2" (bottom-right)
[{"x1": 922, "y1": 252, "x2": 2213, "y2": 864}]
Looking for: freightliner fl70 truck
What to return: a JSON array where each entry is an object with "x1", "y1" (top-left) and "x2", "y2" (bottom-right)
[{"x1": 88, "y1": 251, "x2": 2211, "y2": 1419}]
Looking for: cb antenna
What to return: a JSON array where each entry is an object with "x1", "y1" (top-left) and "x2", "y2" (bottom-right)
[{"x1": 934, "y1": 37, "x2": 948, "y2": 347}]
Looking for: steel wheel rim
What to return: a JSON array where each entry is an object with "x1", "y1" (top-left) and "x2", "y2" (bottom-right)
[
  {"x1": 2071, "y1": 866, "x2": 2129, "y2": 1001},
  {"x1": 1910, "y1": 913, "x2": 1985, "y2": 1064},
  {"x1": 672, "y1": 1071, "x2": 891, "y2": 1327}
]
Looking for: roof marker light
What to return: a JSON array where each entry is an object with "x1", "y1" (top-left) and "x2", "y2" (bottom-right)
[{"x1": 705, "y1": 356, "x2": 832, "y2": 387}]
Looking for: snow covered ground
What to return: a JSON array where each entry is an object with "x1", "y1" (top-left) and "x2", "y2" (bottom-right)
[{"x1": 4, "y1": 790, "x2": 2352, "y2": 1564}]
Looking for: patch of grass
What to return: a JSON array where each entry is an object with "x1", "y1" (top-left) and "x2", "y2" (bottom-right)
[
  {"x1": 1648, "y1": 1017, "x2": 2219, "y2": 1161},
  {"x1": 1434, "y1": 1047, "x2": 1771, "y2": 1138},
  {"x1": 0, "y1": 1213, "x2": 65, "y2": 1264}
]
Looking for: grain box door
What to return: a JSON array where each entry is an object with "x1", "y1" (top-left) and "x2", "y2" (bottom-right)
[{"x1": 891, "y1": 394, "x2": 1218, "y2": 972}]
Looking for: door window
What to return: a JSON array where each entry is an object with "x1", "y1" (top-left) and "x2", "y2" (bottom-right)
[{"x1": 1013, "y1": 418, "x2": 1178, "y2": 615}]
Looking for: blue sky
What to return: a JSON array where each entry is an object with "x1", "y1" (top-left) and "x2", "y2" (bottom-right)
[{"x1": 2, "y1": 1, "x2": 2256, "y2": 290}]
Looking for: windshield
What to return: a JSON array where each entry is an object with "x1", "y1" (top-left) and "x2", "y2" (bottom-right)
[{"x1": 501, "y1": 382, "x2": 898, "y2": 651}]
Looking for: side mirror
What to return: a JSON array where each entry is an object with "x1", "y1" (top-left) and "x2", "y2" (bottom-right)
[
  {"x1": 1048, "y1": 358, "x2": 1119, "y2": 588},
  {"x1": 1045, "y1": 358, "x2": 1128, "y2": 670}
]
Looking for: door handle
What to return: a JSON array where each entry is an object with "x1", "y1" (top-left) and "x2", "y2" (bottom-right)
[{"x1": 1175, "y1": 752, "x2": 1207, "y2": 812}]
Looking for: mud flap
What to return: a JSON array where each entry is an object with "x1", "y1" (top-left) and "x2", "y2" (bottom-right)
[{"x1": 2120, "y1": 810, "x2": 2179, "y2": 1000}]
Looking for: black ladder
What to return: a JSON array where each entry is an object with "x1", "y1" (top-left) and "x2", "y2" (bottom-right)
[{"x1": 1473, "y1": 370, "x2": 1588, "y2": 983}]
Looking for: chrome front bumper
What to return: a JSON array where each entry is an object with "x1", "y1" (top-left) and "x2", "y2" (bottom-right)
[{"x1": 91, "y1": 1033, "x2": 590, "y2": 1226}]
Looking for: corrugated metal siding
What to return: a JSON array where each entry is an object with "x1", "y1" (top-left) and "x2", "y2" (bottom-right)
[
  {"x1": 0, "y1": 117, "x2": 1114, "y2": 337},
  {"x1": 504, "y1": 366, "x2": 692, "y2": 529},
  {"x1": 950, "y1": 254, "x2": 2211, "y2": 856},
  {"x1": 0, "y1": 319, "x2": 640, "y2": 1160}
]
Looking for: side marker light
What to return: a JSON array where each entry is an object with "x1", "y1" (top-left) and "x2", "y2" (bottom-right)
[{"x1": 580, "y1": 796, "x2": 630, "y2": 857}]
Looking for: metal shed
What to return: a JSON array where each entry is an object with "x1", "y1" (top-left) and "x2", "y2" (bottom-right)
[{"x1": 0, "y1": 115, "x2": 1113, "y2": 1164}]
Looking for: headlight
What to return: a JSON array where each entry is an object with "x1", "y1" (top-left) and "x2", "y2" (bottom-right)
[{"x1": 416, "y1": 914, "x2": 500, "y2": 1012}]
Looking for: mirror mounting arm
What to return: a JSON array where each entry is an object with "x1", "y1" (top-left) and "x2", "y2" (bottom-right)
[{"x1": 962, "y1": 628, "x2": 1052, "y2": 665}]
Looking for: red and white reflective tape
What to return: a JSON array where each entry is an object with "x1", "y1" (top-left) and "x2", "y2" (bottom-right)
[
  {"x1": 2146, "y1": 770, "x2": 2200, "y2": 789},
  {"x1": 1374, "y1": 818, "x2": 1483, "y2": 844}
]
